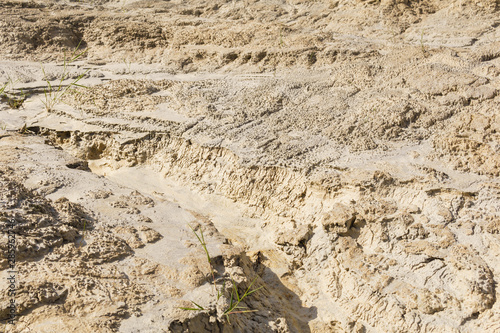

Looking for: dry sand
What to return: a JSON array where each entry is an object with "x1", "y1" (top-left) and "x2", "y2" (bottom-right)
[{"x1": 0, "y1": 0, "x2": 500, "y2": 332}]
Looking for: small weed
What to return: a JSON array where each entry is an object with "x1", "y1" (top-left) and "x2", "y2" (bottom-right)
[
  {"x1": 420, "y1": 30, "x2": 428, "y2": 58},
  {"x1": 0, "y1": 81, "x2": 8, "y2": 107},
  {"x1": 18, "y1": 124, "x2": 28, "y2": 135},
  {"x1": 187, "y1": 224, "x2": 218, "y2": 294},
  {"x1": 123, "y1": 58, "x2": 132, "y2": 73},
  {"x1": 0, "y1": 77, "x2": 27, "y2": 109},
  {"x1": 0, "y1": 82, "x2": 7, "y2": 96},
  {"x1": 278, "y1": 25, "x2": 286, "y2": 49},
  {"x1": 41, "y1": 40, "x2": 89, "y2": 112},
  {"x1": 7, "y1": 89, "x2": 26, "y2": 109},
  {"x1": 77, "y1": 220, "x2": 87, "y2": 248},
  {"x1": 223, "y1": 277, "x2": 261, "y2": 323},
  {"x1": 17, "y1": 124, "x2": 36, "y2": 135},
  {"x1": 308, "y1": 51, "x2": 317, "y2": 65},
  {"x1": 180, "y1": 225, "x2": 263, "y2": 324}
]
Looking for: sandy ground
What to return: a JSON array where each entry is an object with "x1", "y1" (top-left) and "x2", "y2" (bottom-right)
[{"x1": 1, "y1": 0, "x2": 500, "y2": 332}]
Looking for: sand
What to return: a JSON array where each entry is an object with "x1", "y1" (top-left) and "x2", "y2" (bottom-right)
[{"x1": 0, "y1": 0, "x2": 499, "y2": 332}]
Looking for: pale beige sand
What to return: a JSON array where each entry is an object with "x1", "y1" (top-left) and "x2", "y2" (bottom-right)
[{"x1": 1, "y1": 0, "x2": 500, "y2": 332}]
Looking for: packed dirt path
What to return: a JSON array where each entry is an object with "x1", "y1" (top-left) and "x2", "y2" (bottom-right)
[{"x1": 1, "y1": 1, "x2": 499, "y2": 332}]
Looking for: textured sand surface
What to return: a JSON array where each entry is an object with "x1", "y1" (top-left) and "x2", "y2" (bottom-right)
[{"x1": 0, "y1": 0, "x2": 499, "y2": 332}]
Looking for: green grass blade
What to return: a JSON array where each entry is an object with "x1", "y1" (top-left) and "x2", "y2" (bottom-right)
[
  {"x1": 72, "y1": 76, "x2": 88, "y2": 87},
  {"x1": 232, "y1": 280, "x2": 241, "y2": 302},
  {"x1": 244, "y1": 285, "x2": 264, "y2": 297},
  {"x1": 71, "y1": 48, "x2": 87, "y2": 62},
  {"x1": 0, "y1": 83, "x2": 7, "y2": 95},
  {"x1": 188, "y1": 224, "x2": 203, "y2": 244},
  {"x1": 228, "y1": 309, "x2": 258, "y2": 314},
  {"x1": 188, "y1": 224, "x2": 211, "y2": 264},
  {"x1": 70, "y1": 40, "x2": 87, "y2": 62},
  {"x1": 190, "y1": 301, "x2": 205, "y2": 310},
  {"x1": 217, "y1": 280, "x2": 226, "y2": 301},
  {"x1": 227, "y1": 286, "x2": 235, "y2": 312}
]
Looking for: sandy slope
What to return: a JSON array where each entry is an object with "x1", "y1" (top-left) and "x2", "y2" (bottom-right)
[{"x1": 1, "y1": 0, "x2": 500, "y2": 332}]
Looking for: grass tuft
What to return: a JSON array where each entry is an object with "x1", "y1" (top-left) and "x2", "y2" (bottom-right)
[
  {"x1": 0, "y1": 77, "x2": 27, "y2": 109},
  {"x1": 41, "y1": 40, "x2": 89, "y2": 112},
  {"x1": 181, "y1": 224, "x2": 263, "y2": 324}
]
